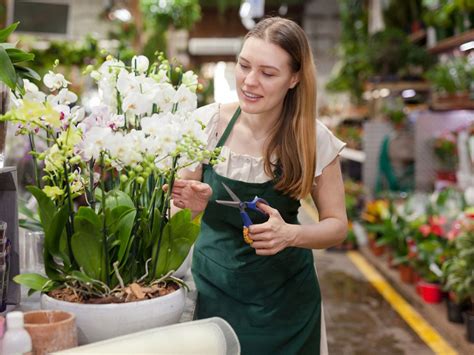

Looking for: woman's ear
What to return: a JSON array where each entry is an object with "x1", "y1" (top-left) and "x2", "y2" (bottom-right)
[{"x1": 289, "y1": 73, "x2": 300, "y2": 89}]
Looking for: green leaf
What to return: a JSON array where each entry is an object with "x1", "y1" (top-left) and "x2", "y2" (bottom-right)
[
  {"x1": 18, "y1": 219, "x2": 42, "y2": 231},
  {"x1": 27, "y1": 186, "x2": 57, "y2": 231},
  {"x1": 0, "y1": 43, "x2": 16, "y2": 50},
  {"x1": 13, "y1": 273, "x2": 50, "y2": 293},
  {"x1": 5, "y1": 48, "x2": 34, "y2": 63},
  {"x1": 0, "y1": 45, "x2": 17, "y2": 90},
  {"x1": 71, "y1": 207, "x2": 106, "y2": 282},
  {"x1": 44, "y1": 205, "x2": 69, "y2": 259},
  {"x1": 15, "y1": 65, "x2": 41, "y2": 81},
  {"x1": 105, "y1": 190, "x2": 135, "y2": 210},
  {"x1": 109, "y1": 206, "x2": 137, "y2": 264},
  {"x1": 153, "y1": 209, "x2": 200, "y2": 278},
  {"x1": 43, "y1": 252, "x2": 63, "y2": 281},
  {"x1": 0, "y1": 22, "x2": 19, "y2": 42}
]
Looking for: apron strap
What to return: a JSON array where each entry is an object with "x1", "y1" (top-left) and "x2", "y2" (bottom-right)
[{"x1": 216, "y1": 107, "x2": 241, "y2": 148}]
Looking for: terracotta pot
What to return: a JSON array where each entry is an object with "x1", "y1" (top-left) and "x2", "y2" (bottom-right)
[
  {"x1": 386, "y1": 253, "x2": 397, "y2": 269},
  {"x1": 24, "y1": 310, "x2": 77, "y2": 354},
  {"x1": 418, "y1": 281, "x2": 443, "y2": 304},
  {"x1": 435, "y1": 170, "x2": 457, "y2": 183},
  {"x1": 398, "y1": 264, "x2": 415, "y2": 284},
  {"x1": 368, "y1": 238, "x2": 385, "y2": 256}
]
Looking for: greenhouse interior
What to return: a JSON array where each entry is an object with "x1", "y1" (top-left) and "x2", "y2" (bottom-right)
[{"x1": 0, "y1": 0, "x2": 473, "y2": 354}]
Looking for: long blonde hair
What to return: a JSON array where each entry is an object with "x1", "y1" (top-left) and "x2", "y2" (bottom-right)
[{"x1": 245, "y1": 17, "x2": 317, "y2": 199}]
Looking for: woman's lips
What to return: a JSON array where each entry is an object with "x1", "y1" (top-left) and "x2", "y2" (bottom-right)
[{"x1": 242, "y1": 90, "x2": 263, "y2": 101}]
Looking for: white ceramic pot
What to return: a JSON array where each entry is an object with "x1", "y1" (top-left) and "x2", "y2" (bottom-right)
[{"x1": 41, "y1": 287, "x2": 186, "y2": 345}]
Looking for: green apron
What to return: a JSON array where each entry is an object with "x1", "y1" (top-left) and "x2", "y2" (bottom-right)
[{"x1": 192, "y1": 107, "x2": 321, "y2": 355}]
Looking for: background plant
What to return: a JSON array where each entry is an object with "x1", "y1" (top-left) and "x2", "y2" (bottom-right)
[
  {"x1": 366, "y1": 27, "x2": 435, "y2": 80},
  {"x1": 326, "y1": 0, "x2": 371, "y2": 104},
  {"x1": 425, "y1": 56, "x2": 474, "y2": 96},
  {"x1": 0, "y1": 22, "x2": 39, "y2": 93},
  {"x1": 442, "y1": 211, "x2": 474, "y2": 304},
  {"x1": 432, "y1": 131, "x2": 459, "y2": 170}
]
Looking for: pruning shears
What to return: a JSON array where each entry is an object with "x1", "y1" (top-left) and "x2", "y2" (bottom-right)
[{"x1": 216, "y1": 182, "x2": 269, "y2": 244}]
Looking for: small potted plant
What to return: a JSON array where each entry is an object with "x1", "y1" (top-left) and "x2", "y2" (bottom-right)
[
  {"x1": 414, "y1": 215, "x2": 451, "y2": 303},
  {"x1": 432, "y1": 131, "x2": 458, "y2": 182},
  {"x1": 426, "y1": 56, "x2": 474, "y2": 111},
  {"x1": 362, "y1": 199, "x2": 390, "y2": 256},
  {"x1": 443, "y1": 211, "x2": 474, "y2": 331}
]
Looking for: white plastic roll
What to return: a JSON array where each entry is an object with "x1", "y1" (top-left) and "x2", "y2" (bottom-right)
[{"x1": 53, "y1": 317, "x2": 240, "y2": 355}]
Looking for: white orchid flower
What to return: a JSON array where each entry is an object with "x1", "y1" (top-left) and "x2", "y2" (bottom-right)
[
  {"x1": 98, "y1": 58, "x2": 125, "y2": 77},
  {"x1": 117, "y1": 69, "x2": 140, "y2": 94},
  {"x1": 122, "y1": 91, "x2": 153, "y2": 116},
  {"x1": 131, "y1": 55, "x2": 149, "y2": 73},
  {"x1": 78, "y1": 126, "x2": 112, "y2": 161},
  {"x1": 174, "y1": 84, "x2": 197, "y2": 113},
  {"x1": 47, "y1": 88, "x2": 78, "y2": 106},
  {"x1": 23, "y1": 79, "x2": 46, "y2": 102},
  {"x1": 43, "y1": 71, "x2": 70, "y2": 91},
  {"x1": 155, "y1": 83, "x2": 176, "y2": 113},
  {"x1": 70, "y1": 107, "x2": 85, "y2": 123},
  {"x1": 140, "y1": 114, "x2": 161, "y2": 137},
  {"x1": 142, "y1": 136, "x2": 163, "y2": 156},
  {"x1": 182, "y1": 71, "x2": 198, "y2": 92}
]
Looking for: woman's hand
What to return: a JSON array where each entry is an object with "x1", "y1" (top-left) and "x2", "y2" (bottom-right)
[
  {"x1": 168, "y1": 179, "x2": 213, "y2": 214},
  {"x1": 248, "y1": 202, "x2": 299, "y2": 256}
]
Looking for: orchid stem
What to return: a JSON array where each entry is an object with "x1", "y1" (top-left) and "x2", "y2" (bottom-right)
[
  {"x1": 28, "y1": 133, "x2": 41, "y2": 189},
  {"x1": 100, "y1": 153, "x2": 110, "y2": 285}
]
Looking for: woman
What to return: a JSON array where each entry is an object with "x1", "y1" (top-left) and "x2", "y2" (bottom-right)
[{"x1": 172, "y1": 17, "x2": 347, "y2": 354}]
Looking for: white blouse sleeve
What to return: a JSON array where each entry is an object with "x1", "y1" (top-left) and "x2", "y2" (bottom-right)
[
  {"x1": 191, "y1": 102, "x2": 220, "y2": 150},
  {"x1": 315, "y1": 120, "x2": 346, "y2": 177}
]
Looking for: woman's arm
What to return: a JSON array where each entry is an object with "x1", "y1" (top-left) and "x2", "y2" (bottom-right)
[
  {"x1": 249, "y1": 156, "x2": 348, "y2": 255},
  {"x1": 169, "y1": 166, "x2": 213, "y2": 219}
]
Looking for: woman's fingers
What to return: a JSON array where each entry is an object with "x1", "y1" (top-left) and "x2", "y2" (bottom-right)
[
  {"x1": 173, "y1": 199, "x2": 185, "y2": 208},
  {"x1": 256, "y1": 201, "x2": 275, "y2": 216}
]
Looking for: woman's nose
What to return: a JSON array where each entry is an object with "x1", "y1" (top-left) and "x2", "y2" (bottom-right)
[{"x1": 243, "y1": 71, "x2": 258, "y2": 86}]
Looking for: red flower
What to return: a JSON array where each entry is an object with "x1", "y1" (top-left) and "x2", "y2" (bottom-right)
[
  {"x1": 419, "y1": 224, "x2": 431, "y2": 237},
  {"x1": 431, "y1": 224, "x2": 444, "y2": 237}
]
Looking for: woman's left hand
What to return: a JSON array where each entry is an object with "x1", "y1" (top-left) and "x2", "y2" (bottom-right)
[{"x1": 248, "y1": 202, "x2": 298, "y2": 255}]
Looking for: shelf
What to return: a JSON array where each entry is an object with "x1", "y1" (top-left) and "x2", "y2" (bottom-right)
[
  {"x1": 428, "y1": 29, "x2": 474, "y2": 54},
  {"x1": 408, "y1": 29, "x2": 426, "y2": 43},
  {"x1": 340, "y1": 148, "x2": 365, "y2": 163},
  {"x1": 365, "y1": 81, "x2": 430, "y2": 92}
]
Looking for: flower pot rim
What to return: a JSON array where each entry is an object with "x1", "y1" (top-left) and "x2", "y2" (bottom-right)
[
  {"x1": 41, "y1": 285, "x2": 186, "y2": 309},
  {"x1": 24, "y1": 310, "x2": 75, "y2": 328},
  {"x1": 418, "y1": 280, "x2": 441, "y2": 287}
]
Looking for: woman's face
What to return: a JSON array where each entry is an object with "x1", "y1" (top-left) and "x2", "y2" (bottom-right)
[{"x1": 235, "y1": 37, "x2": 299, "y2": 116}]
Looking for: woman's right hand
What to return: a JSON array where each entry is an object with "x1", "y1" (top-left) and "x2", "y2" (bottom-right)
[{"x1": 168, "y1": 179, "x2": 213, "y2": 214}]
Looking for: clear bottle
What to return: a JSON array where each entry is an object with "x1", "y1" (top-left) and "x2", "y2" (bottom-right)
[{"x1": 2, "y1": 311, "x2": 32, "y2": 355}]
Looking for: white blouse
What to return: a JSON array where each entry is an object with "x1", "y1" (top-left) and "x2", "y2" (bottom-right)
[{"x1": 195, "y1": 103, "x2": 346, "y2": 183}]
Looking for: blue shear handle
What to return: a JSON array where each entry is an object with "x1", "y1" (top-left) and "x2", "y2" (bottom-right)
[
  {"x1": 246, "y1": 197, "x2": 270, "y2": 214},
  {"x1": 240, "y1": 211, "x2": 253, "y2": 227}
]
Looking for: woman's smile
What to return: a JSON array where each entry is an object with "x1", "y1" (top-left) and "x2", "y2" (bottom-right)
[{"x1": 241, "y1": 89, "x2": 263, "y2": 101}]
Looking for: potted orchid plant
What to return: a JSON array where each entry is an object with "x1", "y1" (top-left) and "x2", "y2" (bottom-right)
[{"x1": 0, "y1": 53, "x2": 221, "y2": 343}]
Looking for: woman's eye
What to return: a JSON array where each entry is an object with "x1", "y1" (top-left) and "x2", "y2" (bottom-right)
[
  {"x1": 262, "y1": 72, "x2": 274, "y2": 77},
  {"x1": 239, "y1": 63, "x2": 250, "y2": 69}
]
